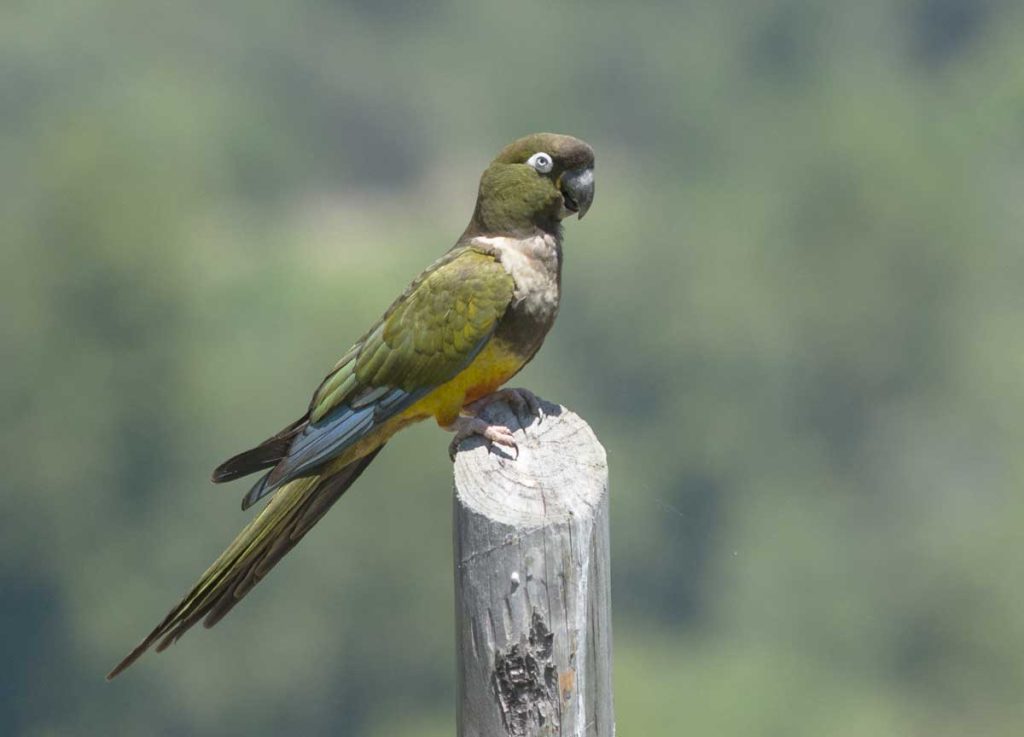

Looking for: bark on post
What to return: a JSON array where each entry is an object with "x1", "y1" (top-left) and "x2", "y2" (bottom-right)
[{"x1": 452, "y1": 397, "x2": 614, "y2": 737}]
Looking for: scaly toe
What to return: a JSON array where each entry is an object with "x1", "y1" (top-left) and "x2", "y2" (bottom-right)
[
  {"x1": 515, "y1": 388, "x2": 544, "y2": 422},
  {"x1": 482, "y1": 424, "x2": 518, "y2": 448},
  {"x1": 447, "y1": 415, "x2": 519, "y2": 460}
]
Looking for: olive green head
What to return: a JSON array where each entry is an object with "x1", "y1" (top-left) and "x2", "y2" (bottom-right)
[{"x1": 466, "y1": 133, "x2": 595, "y2": 238}]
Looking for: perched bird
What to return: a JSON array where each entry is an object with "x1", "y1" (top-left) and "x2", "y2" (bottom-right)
[{"x1": 107, "y1": 132, "x2": 595, "y2": 679}]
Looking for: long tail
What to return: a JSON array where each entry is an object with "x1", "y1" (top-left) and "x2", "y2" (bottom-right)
[{"x1": 106, "y1": 445, "x2": 384, "y2": 680}]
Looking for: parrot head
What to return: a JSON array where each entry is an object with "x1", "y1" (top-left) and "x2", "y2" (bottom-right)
[{"x1": 468, "y1": 133, "x2": 595, "y2": 237}]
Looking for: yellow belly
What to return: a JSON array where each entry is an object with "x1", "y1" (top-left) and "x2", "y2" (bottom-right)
[
  {"x1": 321, "y1": 338, "x2": 526, "y2": 476},
  {"x1": 404, "y1": 338, "x2": 526, "y2": 426}
]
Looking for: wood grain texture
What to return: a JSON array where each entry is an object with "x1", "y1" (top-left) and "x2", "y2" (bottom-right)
[{"x1": 453, "y1": 397, "x2": 613, "y2": 737}]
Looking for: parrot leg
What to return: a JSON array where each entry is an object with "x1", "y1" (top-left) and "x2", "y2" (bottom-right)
[
  {"x1": 467, "y1": 387, "x2": 545, "y2": 423},
  {"x1": 447, "y1": 388, "x2": 547, "y2": 459},
  {"x1": 447, "y1": 415, "x2": 519, "y2": 461}
]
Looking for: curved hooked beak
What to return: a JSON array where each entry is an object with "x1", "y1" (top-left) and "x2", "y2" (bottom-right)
[{"x1": 560, "y1": 166, "x2": 595, "y2": 219}]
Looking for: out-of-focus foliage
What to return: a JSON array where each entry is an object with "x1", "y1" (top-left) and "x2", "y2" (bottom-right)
[{"x1": 3, "y1": 0, "x2": 1023, "y2": 734}]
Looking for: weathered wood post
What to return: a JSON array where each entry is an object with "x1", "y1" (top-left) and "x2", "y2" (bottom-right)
[{"x1": 452, "y1": 397, "x2": 614, "y2": 737}]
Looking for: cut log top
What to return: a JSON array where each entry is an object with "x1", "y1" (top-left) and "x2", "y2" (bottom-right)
[{"x1": 452, "y1": 398, "x2": 608, "y2": 528}]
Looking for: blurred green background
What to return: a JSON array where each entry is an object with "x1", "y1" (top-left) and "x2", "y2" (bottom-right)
[{"x1": 4, "y1": 0, "x2": 1023, "y2": 735}]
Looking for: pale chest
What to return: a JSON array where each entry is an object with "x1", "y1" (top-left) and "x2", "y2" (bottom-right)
[{"x1": 471, "y1": 234, "x2": 561, "y2": 322}]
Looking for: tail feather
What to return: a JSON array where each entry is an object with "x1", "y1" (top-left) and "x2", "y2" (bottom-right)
[
  {"x1": 211, "y1": 417, "x2": 306, "y2": 483},
  {"x1": 106, "y1": 445, "x2": 384, "y2": 680},
  {"x1": 241, "y1": 472, "x2": 274, "y2": 511}
]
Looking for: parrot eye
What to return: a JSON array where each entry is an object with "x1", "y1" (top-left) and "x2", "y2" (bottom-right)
[{"x1": 526, "y1": 152, "x2": 554, "y2": 174}]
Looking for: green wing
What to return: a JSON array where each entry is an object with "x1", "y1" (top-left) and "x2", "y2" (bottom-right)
[
  {"x1": 311, "y1": 244, "x2": 514, "y2": 416},
  {"x1": 215, "y1": 244, "x2": 516, "y2": 507}
]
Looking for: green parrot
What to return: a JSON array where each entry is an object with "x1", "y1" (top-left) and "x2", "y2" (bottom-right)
[{"x1": 107, "y1": 132, "x2": 595, "y2": 679}]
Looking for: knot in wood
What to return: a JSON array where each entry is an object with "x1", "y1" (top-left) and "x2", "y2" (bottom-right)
[{"x1": 492, "y1": 612, "x2": 560, "y2": 736}]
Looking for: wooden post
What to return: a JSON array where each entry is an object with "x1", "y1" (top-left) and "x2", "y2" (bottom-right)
[{"x1": 452, "y1": 397, "x2": 614, "y2": 737}]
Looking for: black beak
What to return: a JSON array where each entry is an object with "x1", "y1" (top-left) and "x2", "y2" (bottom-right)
[{"x1": 560, "y1": 166, "x2": 595, "y2": 219}]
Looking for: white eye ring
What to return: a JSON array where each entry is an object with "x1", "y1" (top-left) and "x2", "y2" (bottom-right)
[{"x1": 527, "y1": 152, "x2": 554, "y2": 174}]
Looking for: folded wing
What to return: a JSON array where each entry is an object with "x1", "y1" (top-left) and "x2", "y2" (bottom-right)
[{"x1": 234, "y1": 245, "x2": 516, "y2": 507}]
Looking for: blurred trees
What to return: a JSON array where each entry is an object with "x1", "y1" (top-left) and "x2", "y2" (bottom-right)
[{"x1": 3, "y1": 1, "x2": 1023, "y2": 735}]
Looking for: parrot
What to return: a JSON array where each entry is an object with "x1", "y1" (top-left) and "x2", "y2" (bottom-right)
[{"x1": 106, "y1": 132, "x2": 594, "y2": 679}]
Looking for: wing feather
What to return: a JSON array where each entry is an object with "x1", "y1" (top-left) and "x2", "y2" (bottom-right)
[{"x1": 242, "y1": 247, "x2": 515, "y2": 500}]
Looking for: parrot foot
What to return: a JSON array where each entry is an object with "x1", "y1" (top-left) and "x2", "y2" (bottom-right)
[
  {"x1": 467, "y1": 387, "x2": 545, "y2": 423},
  {"x1": 447, "y1": 415, "x2": 519, "y2": 461}
]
